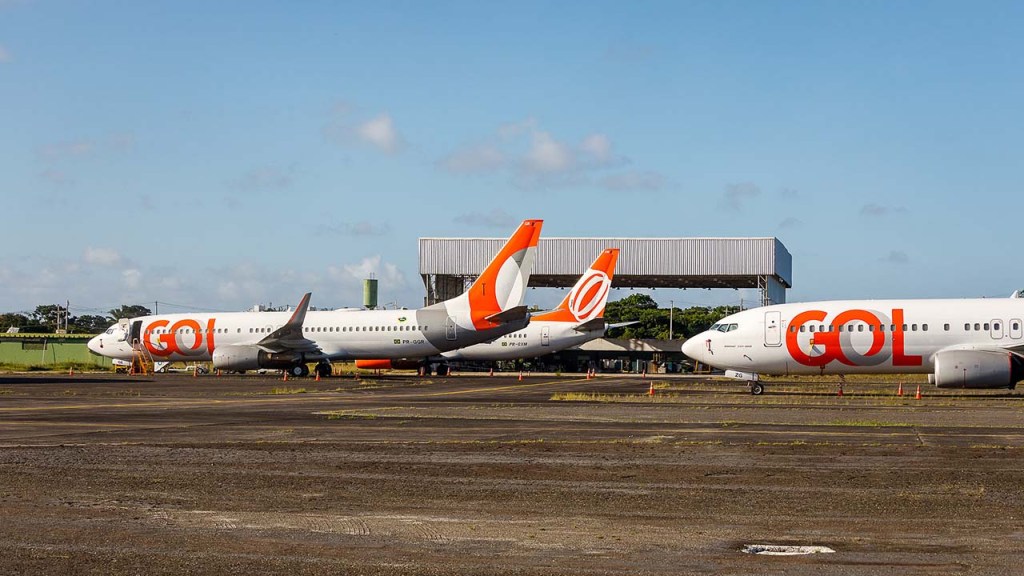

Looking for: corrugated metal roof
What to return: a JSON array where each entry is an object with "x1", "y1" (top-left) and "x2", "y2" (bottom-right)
[{"x1": 419, "y1": 237, "x2": 793, "y2": 288}]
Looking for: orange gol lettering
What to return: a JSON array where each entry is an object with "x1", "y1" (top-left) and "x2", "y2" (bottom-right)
[{"x1": 785, "y1": 308, "x2": 922, "y2": 368}]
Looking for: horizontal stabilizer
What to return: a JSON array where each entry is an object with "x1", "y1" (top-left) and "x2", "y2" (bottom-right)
[
  {"x1": 484, "y1": 305, "x2": 529, "y2": 325},
  {"x1": 573, "y1": 319, "x2": 638, "y2": 333},
  {"x1": 572, "y1": 318, "x2": 607, "y2": 332}
]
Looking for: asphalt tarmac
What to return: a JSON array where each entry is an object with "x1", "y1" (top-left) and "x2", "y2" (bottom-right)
[{"x1": 2, "y1": 371, "x2": 1023, "y2": 575}]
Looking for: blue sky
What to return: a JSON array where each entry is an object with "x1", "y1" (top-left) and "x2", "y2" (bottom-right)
[{"x1": 2, "y1": 0, "x2": 1023, "y2": 317}]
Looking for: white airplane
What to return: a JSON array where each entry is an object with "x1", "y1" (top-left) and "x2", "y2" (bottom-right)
[
  {"x1": 681, "y1": 295, "x2": 1024, "y2": 394},
  {"x1": 88, "y1": 219, "x2": 544, "y2": 377},
  {"x1": 356, "y1": 248, "x2": 631, "y2": 370}
]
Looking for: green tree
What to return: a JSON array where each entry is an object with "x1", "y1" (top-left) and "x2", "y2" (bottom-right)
[
  {"x1": 604, "y1": 295, "x2": 740, "y2": 340},
  {"x1": 31, "y1": 304, "x2": 71, "y2": 332},
  {"x1": 0, "y1": 313, "x2": 31, "y2": 331},
  {"x1": 74, "y1": 314, "x2": 114, "y2": 333},
  {"x1": 109, "y1": 304, "x2": 152, "y2": 320}
]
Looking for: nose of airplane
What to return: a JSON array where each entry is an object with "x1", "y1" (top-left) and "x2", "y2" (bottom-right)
[
  {"x1": 681, "y1": 334, "x2": 704, "y2": 361},
  {"x1": 87, "y1": 335, "x2": 102, "y2": 355}
]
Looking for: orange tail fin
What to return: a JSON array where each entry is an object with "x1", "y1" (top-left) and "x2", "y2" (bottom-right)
[
  {"x1": 534, "y1": 248, "x2": 619, "y2": 323},
  {"x1": 457, "y1": 219, "x2": 543, "y2": 329}
]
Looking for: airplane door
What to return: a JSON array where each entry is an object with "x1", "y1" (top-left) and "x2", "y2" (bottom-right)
[
  {"x1": 129, "y1": 320, "x2": 143, "y2": 349},
  {"x1": 1011, "y1": 319, "x2": 1023, "y2": 340},
  {"x1": 991, "y1": 319, "x2": 1004, "y2": 340},
  {"x1": 764, "y1": 311, "x2": 782, "y2": 347},
  {"x1": 541, "y1": 326, "x2": 550, "y2": 347},
  {"x1": 445, "y1": 316, "x2": 457, "y2": 341}
]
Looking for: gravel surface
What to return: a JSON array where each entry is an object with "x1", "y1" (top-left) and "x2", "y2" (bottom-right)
[{"x1": 2, "y1": 372, "x2": 1023, "y2": 574}]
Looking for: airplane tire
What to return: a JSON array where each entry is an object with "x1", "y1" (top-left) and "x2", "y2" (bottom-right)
[
  {"x1": 315, "y1": 362, "x2": 332, "y2": 378},
  {"x1": 750, "y1": 382, "x2": 764, "y2": 396},
  {"x1": 291, "y1": 364, "x2": 309, "y2": 378}
]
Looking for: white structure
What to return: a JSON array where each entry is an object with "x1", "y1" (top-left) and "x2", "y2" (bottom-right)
[{"x1": 420, "y1": 237, "x2": 792, "y2": 306}]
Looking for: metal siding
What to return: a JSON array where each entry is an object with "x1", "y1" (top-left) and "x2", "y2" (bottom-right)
[{"x1": 419, "y1": 237, "x2": 791, "y2": 280}]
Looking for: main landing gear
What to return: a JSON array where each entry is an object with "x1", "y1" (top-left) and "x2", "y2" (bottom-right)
[
  {"x1": 748, "y1": 381, "x2": 765, "y2": 396},
  {"x1": 288, "y1": 364, "x2": 310, "y2": 378},
  {"x1": 315, "y1": 360, "x2": 332, "y2": 379}
]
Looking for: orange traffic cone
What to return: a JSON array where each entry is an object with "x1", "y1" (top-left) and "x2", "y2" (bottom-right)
[
  {"x1": 489, "y1": 367, "x2": 494, "y2": 376},
  {"x1": 897, "y1": 382, "x2": 904, "y2": 397},
  {"x1": 315, "y1": 372, "x2": 321, "y2": 382},
  {"x1": 648, "y1": 382, "x2": 655, "y2": 396},
  {"x1": 642, "y1": 369, "x2": 647, "y2": 379},
  {"x1": 837, "y1": 383, "x2": 843, "y2": 397},
  {"x1": 193, "y1": 366, "x2": 198, "y2": 378},
  {"x1": 518, "y1": 370, "x2": 523, "y2": 381},
  {"x1": 283, "y1": 371, "x2": 288, "y2": 382},
  {"x1": 68, "y1": 367, "x2": 74, "y2": 376},
  {"x1": 915, "y1": 384, "x2": 922, "y2": 400}
]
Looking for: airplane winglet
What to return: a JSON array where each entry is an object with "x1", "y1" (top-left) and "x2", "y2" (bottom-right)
[
  {"x1": 483, "y1": 305, "x2": 529, "y2": 325},
  {"x1": 286, "y1": 292, "x2": 312, "y2": 328},
  {"x1": 257, "y1": 292, "x2": 318, "y2": 353}
]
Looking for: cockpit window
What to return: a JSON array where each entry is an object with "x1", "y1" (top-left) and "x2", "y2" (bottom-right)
[
  {"x1": 710, "y1": 323, "x2": 720, "y2": 331},
  {"x1": 728, "y1": 323, "x2": 738, "y2": 332},
  {"x1": 105, "y1": 328, "x2": 115, "y2": 335}
]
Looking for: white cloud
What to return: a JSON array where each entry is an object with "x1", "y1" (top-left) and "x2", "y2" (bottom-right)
[
  {"x1": 37, "y1": 140, "x2": 97, "y2": 161},
  {"x1": 599, "y1": 171, "x2": 664, "y2": 192},
  {"x1": 720, "y1": 182, "x2": 761, "y2": 211},
  {"x1": 523, "y1": 131, "x2": 573, "y2": 174},
  {"x1": 325, "y1": 106, "x2": 405, "y2": 155},
  {"x1": 453, "y1": 209, "x2": 519, "y2": 229},
  {"x1": 122, "y1": 269, "x2": 142, "y2": 289},
  {"x1": 83, "y1": 247, "x2": 122, "y2": 267},
  {"x1": 580, "y1": 134, "x2": 613, "y2": 164},
  {"x1": 36, "y1": 132, "x2": 136, "y2": 162},
  {"x1": 318, "y1": 221, "x2": 391, "y2": 237},
  {"x1": 438, "y1": 143, "x2": 505, "y2": 174},
  {"x1": 229, "y1": 166, "x2": 293, "y2": 192},
  {"x1": 438, "y1": 120, "x2": 640, "y2": 190},
  {"x1": 778, "y1": 216, "x2": 803, "y2": 229},
  {"x1": 861, "y1": 203, "x2": 908, "y2": 217},
  {"x1": 331, "y1": 255, "x2": 407, "y2": 291},
  {"x1": 356, "y1": 113, "x2": 403, "y2": 154},
  {"x1": 881, "y1": 250, "x2": 909, "y2": 264}
]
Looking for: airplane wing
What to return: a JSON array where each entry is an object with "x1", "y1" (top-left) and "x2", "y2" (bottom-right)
[
  {"x1": 484, "y1": 305, "x2": 529, "y2": 324},
  {"x1": 256, "y1": 292, "x2": 321, "y2": 354}
]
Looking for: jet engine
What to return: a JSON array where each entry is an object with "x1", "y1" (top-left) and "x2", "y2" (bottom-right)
[
  {"x1": 212, "y1": 345, "x2": 304, "y2": 372},
  {"x1": 931, "y1": 349, "x2": 1024, "y2": 389}
]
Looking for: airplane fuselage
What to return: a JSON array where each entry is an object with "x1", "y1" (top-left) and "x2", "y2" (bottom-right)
[
  {"x1": 682, "y1": 299, "x2": 1024, "y2": 377},
  {"x1": 441, "y1": 320, "x2": 599, "y2": 361},
  {"x1": 89, "y1": 307, "x2": 527, "y2": 364}
]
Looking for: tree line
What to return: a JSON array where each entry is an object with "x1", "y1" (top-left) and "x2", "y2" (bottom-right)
[
  {"x1": 0, "y1": 305, "x2": 152, "y2": 334},
  {"x1": 602, "y1": 293, "x2": 740, "y2": 340}
]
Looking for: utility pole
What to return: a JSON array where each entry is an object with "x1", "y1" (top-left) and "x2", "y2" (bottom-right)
[{"x1": 669, "y1": 299, "x2": 673, "y2": 340}]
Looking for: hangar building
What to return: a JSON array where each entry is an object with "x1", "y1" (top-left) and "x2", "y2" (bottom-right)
[{"x1": 419, "y1": 237, "x2": 792, "y2": 306}]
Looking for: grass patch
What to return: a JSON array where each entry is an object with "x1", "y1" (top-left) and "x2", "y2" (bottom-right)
[
  {"x1": 324, "y1": 412, "x2": 378, "y2": 420},
  {"x1": 267, "y1": 387, "x2": 308, "y2": 395},
  {"x1": 822, "y1": 419, "x2": 913, "y2": 428}
]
